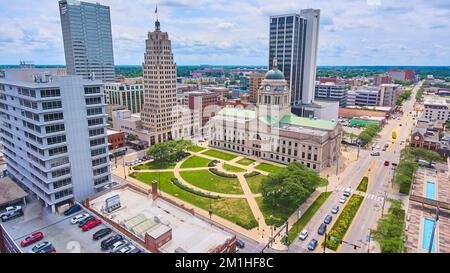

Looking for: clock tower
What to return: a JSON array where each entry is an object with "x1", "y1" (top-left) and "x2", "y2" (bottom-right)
[{"x1": 257, "y1": 59, "x2": 292, "y2": 120}]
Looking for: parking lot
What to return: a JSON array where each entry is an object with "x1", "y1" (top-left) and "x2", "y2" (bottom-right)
[{"x1": 0, "y1": 195, "x2": 143, "y2": 253}]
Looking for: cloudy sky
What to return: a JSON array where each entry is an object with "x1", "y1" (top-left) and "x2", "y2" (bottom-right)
[{"x1": 1, "y1": 0, "x2": 450, "y2": 66}]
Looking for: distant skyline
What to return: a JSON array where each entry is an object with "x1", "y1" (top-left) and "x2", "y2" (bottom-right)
[{"x1": 1, "y1": 0, "x2": 450, "y2": 66}]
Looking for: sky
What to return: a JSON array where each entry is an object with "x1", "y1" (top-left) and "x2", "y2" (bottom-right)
[{"x1": 1, "y1": 0, "x2": 450, "y2": 66}]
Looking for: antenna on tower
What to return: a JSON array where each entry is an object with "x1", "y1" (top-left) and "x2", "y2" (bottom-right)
[{"x1": 154, "y1": 3, "x2": 160, "y2": 30}]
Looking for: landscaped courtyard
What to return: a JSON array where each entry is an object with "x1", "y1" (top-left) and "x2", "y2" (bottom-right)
[{"x1": 124, "y1": 140, "x2": 325, "y2": 240}]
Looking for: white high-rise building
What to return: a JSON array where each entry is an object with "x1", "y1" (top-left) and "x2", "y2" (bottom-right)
[{"x1": 0, "y1": 69, "x2": 111, "y2": 212}]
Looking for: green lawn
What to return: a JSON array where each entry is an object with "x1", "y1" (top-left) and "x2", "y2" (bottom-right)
[
  {"x1": 130, "y1": 172, "x2": 257, "y2": 229},
  {"x1": 201, "y1": 149, "x2": 237, "y2": 161},
  {"x1": 223, "y1": 163, "x2": 246, "y2": 173},
  {"x1": 245, "y1": 174, "x2": 265, "y2": 194},
  {"x1": 133, "y1": 161, "x2": 176, "y2": 170},
  {"x1": 187, "y1": 146, "x2": 207, "y2": 153},
  {"x1": 179, "y1": 170, "x2": 243, "y2": 194},
  {"x1": 325, "y1": 194, "x2": 365, "y2": 251},
  {"x1": 286, "y1": 191, "x2": 332, "y2": 245},
  {"x1": 180, "y1": 156, "x2": 212, "y2": 169},
  {"x1": 255, "y1": 163, "x2": 284, "y2": 173},
  {"x1": 256, "y1": 197, "x2": 295, "y2": 227},
  {"x1": 236, "y1": 158, "x2": 255, "y2": 166}
]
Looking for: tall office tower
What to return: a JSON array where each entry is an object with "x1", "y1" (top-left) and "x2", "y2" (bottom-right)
[
  {"x1": 59, "y1": 0, "x2": 115, "y2": 82},
  {"x1": 141, "y1": 19, "x2": 178, "y2": 145},
  {"x1": 269, "y1": 9, "x2": 320, "y2": 116},
  {"x1": 0, "y1": 69, "x2": 111, "y2": 212}
]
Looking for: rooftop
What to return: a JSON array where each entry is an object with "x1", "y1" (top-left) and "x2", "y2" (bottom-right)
[{"x1": 0, "y1": 177, "x2": 28, "y2": 206}]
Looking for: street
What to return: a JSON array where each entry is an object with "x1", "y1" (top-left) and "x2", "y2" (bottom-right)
[{"x1": 289, "y1": 82, "x2": 421, "y2": 253}]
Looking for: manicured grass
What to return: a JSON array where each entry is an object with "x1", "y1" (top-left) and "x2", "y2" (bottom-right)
[
  {"x1": 246, "y1": 174, "x2": 265, "y2": 194},
  {"x1": 255, "y1": 163, "x2": 284, "y2": 173},
  {"x1": 130, "y1": 172, "x2": 257, "y2": 229},
  {"x1": 223, "y1": 163, "x2": 246, "y2": 173},
  {"x1": 133, "y1": 160, "x2": 176, "y2": 170},
  {"x1": 187, "y1": 146, "x2": 207, "y2": 153},
  {"x1": 325, "y1": 194, "x2": 365, "y2": 251},
  {"x1": 201, "y1": 149, "x2": 237, "y2": 161},
  {"x1": 356, "y1": 176, "x2": 369, "y2": 192},
  {"x1": 256, "y1": 197, "x2": 295, "y2": 227},
  {"x1": 180, "y1": 156, "x2": 212, "y2": 169},
  {"x1": 180, "y1": 170, "x2": 243, "y2": 194},
  {"x1": 286, "y1": 191, "x2": 332, "y2": 245},
  {"x1": 236, "y1": 158, "x2": 255, "y2": 166}
]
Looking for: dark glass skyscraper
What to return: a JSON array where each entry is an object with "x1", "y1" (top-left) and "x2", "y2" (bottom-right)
[
  {"x1": 59, "y1": 0, "x2": 115, "y2": 82},
  {"x1": 269, "y1": 9, "x2": 320, "y2": 116}
]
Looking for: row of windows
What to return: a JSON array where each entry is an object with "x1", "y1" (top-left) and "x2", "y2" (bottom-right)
[
  {"x1": 88, "y1": 118, "x2": 104, "y2": 126},
  {"x1": 85, "y1": 97, "x2": 102, "y2": 105},
  {"x1": 53, "y1": 177, "x2": 72, "y2": 189},
  {"x1": 48, "y1": 146, "x2": 67, "y2": 157},
  {"x1": 52, "y1": 167, "x2": 70, "y2": 178},
  {"x1": 40, "y1": 89, "x2": 61, "y2": 98},
  {"x1": 18, "y1": 88, "x2": 36, "y2": 98},
  {"x1": 22, "y1": 110, "x2": 40, "y2": 121},
  {"x1": 90, "y1": 137, "x2": 105, "y2": 147},
  {"x1": 46, "y1": 124, "x2": 65, "y2": 134},
  {"x1": 44, "y1": 112, "x2": 64, "y2": 122},
  {"x1": 55, "y1": 188, "x2": 73, "y2": 199},
  {"x1": 94, "y1": 175, "x2": 109, "y2": 186},
  {"x1": 49, "y1": 156, "x2": 69, "y2": 168},
  {"x1": 89, "y1": 128, "x2": 104, "y2": 137},
  {"x1": 93, "y1": 166, "x2": 108, "y2": 176},
  {"x1": 87, "y1": 107, "x2": 103, "y2": 116},
  {"x1": 91, "y1": 147, "x2": 106, "y2": 157},
  {"x1": 47, "y1": 135, "x2": 66, "y2": 145},
  {"x1": 84, "y1": 86, "x2": 101, "y2": 94},
  {"x1": 42, "y1": 100, "x2": 62, "y2": 110},
  {"x1": 92, "y1": 157, "x2": 107, "y2": 167}
]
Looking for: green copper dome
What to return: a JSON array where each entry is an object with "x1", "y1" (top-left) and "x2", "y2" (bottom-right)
[{"x1": 265, "y1": 68, "x2": 285, "y2": 80}]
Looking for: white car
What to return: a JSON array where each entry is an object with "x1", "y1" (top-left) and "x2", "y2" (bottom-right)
[
  {"x1": 370, "y1": 151, "x2": 380, "y2": 156},
  {"x1": 299, "y1": 229, "x2": 308, "y2": 241},
  {"x1": 70, "y1": 213, "x2": 90, "y2": 224},
  {"x1": 0, "y1": 206, "x2": 22, "y2": 217},
  {"x1": 343, "y1": 187, "x2": 351, "y2": 197},
  {"x1": 339, "y1": 196, "x2": 347, "y2": 204},
  {"x1": 116, "y1": 244, "x2": 136, "y2": 253},
  {"x1": 110, "y1": 240, "x2": 127, "y2": 252}
]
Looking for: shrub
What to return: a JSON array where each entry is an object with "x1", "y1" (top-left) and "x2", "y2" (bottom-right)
[
  {"x1": 170, "y1": 178, "x2": 220, "y2": 199},
  {"x1": 356, "y1": 176, "x2": 369, "y2": 192},
  {"x1": 208, "y1": 160, "x2": 219, "y2": 167},
  {"x1": 244, "y1": 171, "x2": 261, "y2": 178},
  {"x1": 209, "y1": 168, "x2": 237, "y2": 178}
]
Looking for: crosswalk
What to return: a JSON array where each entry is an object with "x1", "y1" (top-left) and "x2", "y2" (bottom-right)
[{"x1": 335, "y1": 186, "x2": 384, "y2": 202}]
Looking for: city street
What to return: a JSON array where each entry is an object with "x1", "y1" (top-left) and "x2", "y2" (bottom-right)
[{"x1": 289, "y1": 82, "x2": 422, "y2": 253}]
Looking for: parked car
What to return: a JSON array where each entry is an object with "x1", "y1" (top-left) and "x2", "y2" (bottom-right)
[
  {"x1": 339, "y1": 196, "x2": 347, "y2": 204},
  {"x1": 324, "y1": 215, "x2": 333, "y2": 225},
  {"x1": 370, "y1": 151, "x2": 380, "y2": 156},
  {"x1": 63, "y1": 204, "x2": 82, "y2": 216},
  {"x1": 93, "y1": 228, "x2": 112, "y2": 240},
  {"x1": 391, "y1": 162, "x2": 398, "y2": 166},
  {"x1": 29, "y1": 242, "x2": 55, "y2": 253},
  {"x1": 299, "y1": 229, "x2": 308, "y2": 241},
  {"x1": 110, "y1": 240, "x2": 128, "y2": 253},
  {"x1": 129, "y1": 247, "x2": 142, "y2": 253},
  {"x1": 384, "y1": 161, "x2": 390, "y2": 166},
  {"x1": 1, "y1": 206, "x2": 22, "y2": 216},
  {"x1": 21, "y1": 232, "x2": 44, "y2": 247},
  {"x1": 318, "y1": 223, "x2": 327, "y2": 235},
  {"x1": 1, "y1": 209, "x2": 24, "y2": 222},
  {"x1": 308, "y1": 239, "x2": 318, "y2": 251},
  {"x1": 116, "y1": 244, "x2": 136, "y2": 253},
  {"x1": 101, "y1": 234, "x2": 123, "y2": 250},
  {"x1": 331, "y1": 205, "x2": 339, "y2": 214},
  {"x1": 236, "y1": 239, "x2": 245, "y2": 248},
  {"x1": 81, "y1": 218, "x2": 102, "y2": 231},
  {"x1": 343, "y1": 187, "x2": 351, "y2": 197},
  {"x1": 78, "y1": 216, "x2": 95, "y2": 227},
  {"x1": 71, "y1": 213, "x2": 90, "y2": 224}
]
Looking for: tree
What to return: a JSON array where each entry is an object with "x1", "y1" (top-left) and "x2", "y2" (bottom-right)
[
  {"x1": 126, "y1": 133, "x2": 138, "y2": 142},
  {"x1": 372, "y1": 199, "x2": 406, "y2": 253},
  {"x1": 147, "y1": 140, "x2": 193, "y2": 163},
  {"x1": 261, "y1": 162, "x2": 322, "y2": 210}
]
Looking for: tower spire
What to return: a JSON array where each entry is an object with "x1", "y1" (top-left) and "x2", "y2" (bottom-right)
[{"x1": 155, "y1": 4, "x2": 160, "y2": 30}]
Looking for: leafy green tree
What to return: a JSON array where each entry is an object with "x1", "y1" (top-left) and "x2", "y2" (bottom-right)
[
  {"x1": 147, "y1": 140, "x2": 193, "y2": 163},
  {"x1": 261, "y1": 162, "x2": 322, "y2": 210},
  {"x1": 372, "y1": 199, "x2": 406, "y2": 253}
]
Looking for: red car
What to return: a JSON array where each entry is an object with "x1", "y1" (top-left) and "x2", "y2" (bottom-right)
[
  {"x1": 81, "y1": 218, "x2": 102, "y2": 231},
  {"x1": 21, "y1": 232, "x2": 44, "y2": 247},
  {"x1": 384, "y1": 161, "x2": 390, "y2": 166}
]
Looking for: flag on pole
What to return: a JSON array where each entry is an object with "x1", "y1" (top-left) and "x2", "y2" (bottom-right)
[{"x1": 155, "y1": 5, "x2": 157, "y2": 14}]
